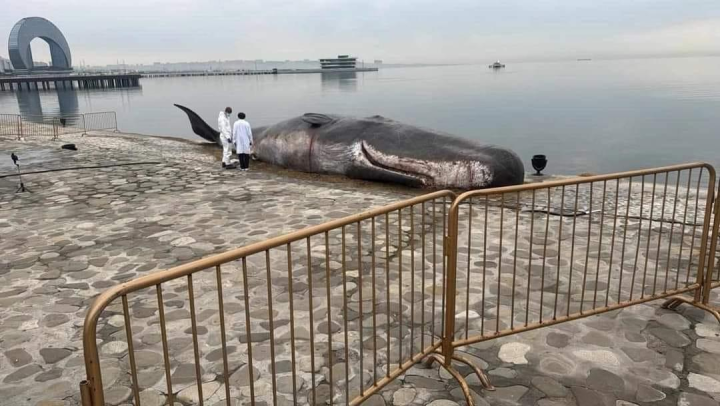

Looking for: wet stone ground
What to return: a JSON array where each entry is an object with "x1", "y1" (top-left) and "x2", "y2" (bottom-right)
[{"x1": 1, "y1": 132, "x2": 720, "y2": 406}]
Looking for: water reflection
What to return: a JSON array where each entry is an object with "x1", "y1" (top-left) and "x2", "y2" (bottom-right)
[
  {"x1": 16, "y1": 89, "x2": 80, "y2": 117},
  {"x1": 16, "y1": 91, "x2": 44, "y2": 117},
  {"x1": 321, "y1": 72, "x2": 358, "y2": 92},
  {"x1": 57, "y1": 89, "x2": 79, "y2": 117}
]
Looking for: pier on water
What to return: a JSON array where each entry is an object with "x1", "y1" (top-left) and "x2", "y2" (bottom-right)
[
  {"x1": 141, "y1": 67, "x2": 379, "y2": 78},
  {"x1": 0, "y1": 73, "x2": 141, "y2": 91}
]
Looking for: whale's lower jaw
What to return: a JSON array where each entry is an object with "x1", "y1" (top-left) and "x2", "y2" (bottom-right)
[{"x1": 354, "y1": 141, "x2": 493, "y2": 189}]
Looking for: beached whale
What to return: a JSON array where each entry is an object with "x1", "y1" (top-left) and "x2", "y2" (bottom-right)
[{"x1": 175, "y1": 104, "x2": 524, "y2": 189}]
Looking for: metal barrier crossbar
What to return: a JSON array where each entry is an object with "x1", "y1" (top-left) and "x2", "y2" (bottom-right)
[{"x1": 79, "y1": 163, "x2": 720, "y2": 406}]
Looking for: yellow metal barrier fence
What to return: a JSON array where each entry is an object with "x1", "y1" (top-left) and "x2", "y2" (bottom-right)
[
  {"x1": 442, "y1": 162, "x2": 719, "y2": 393},
  {"x1": 80, "y1": 191, "x2": 456, "y2": 406},
  {"x1": 80, "y1": 163, "x2": 720, "y2": 406}
]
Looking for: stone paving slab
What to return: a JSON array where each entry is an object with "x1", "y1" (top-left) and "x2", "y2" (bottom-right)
[{"x1": 1, "y1": 133, "x2": 720, "y2": 406}]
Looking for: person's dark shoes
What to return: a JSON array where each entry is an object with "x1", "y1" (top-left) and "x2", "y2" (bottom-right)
[{"x1": 222, "y1": 163, "x2": 227, "y2": 168}]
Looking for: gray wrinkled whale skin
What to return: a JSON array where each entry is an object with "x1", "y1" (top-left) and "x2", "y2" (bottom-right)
[{"x1": 176, "y1": 105, "x2": 524, "y2": 189}]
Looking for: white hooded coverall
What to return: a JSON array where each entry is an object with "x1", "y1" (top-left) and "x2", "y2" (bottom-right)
[{"x1": 218, "y1": 111, "x2": 232, "y2": 165}]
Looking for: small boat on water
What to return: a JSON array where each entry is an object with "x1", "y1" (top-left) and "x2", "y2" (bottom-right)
[{"x1": 489, "y1": 61, "x2": 505, "y2": 69}]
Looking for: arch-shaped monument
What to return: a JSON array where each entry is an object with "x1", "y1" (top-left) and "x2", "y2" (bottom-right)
[{"x1": 8, "y1": 17, "x2": 72, "y2": 72}]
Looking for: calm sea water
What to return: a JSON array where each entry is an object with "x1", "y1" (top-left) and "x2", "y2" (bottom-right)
[{"x1": 2, "y1": 57, "x2": 720, "y2": 175}]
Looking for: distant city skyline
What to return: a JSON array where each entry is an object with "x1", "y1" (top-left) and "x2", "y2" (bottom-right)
[{"x1": 1, "y1": 0, "x2": 719, "y2": 66}]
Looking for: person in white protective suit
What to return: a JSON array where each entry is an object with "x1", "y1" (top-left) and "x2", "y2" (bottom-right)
[
  {"x1": 218, "y1": 107, "x2": 233, "y2": 168},
  {"x1": 232, "y1": 112, "x2": 253, "y2": 171}
]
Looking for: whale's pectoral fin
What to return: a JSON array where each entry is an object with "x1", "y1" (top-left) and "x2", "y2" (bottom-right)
[
  {"x1": 302, "y1": 113, "x2": 334, "y2": 127},
  {"x1": 174, "y1": 104, "x2": 222, "y2": 145}
]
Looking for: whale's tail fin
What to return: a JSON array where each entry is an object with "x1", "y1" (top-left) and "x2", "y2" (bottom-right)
[{"x1": 174, "y1": 104, "x2": 221, "y2": 145}]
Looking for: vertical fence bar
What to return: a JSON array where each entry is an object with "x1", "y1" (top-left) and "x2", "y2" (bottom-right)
[
  {"x1": 652, "y1": 174, "x2": 670, "y2": 295},
  {"x1": 431, "y1": 201, "x2": 437, "y2": 339},
  {"x1": 689, "y1": 169, "x2": 704, "y2": 299},
  {"x1": 121, "y1": 295, "x2": 141, "y2": 406},
  {"x1": 641, "y1": 174, "x2": 657, "y2": 299},
  {"x1": 526, "y1": 190, "x2": 536, "y2": 326},
  {"x1": 285, "y1": 246, "x2": 299, "y2": 406},
  {"x1": 441, "y1": 196, "x2": 447, "y2": 334},
  {"x1": 664, "y1": 172, "x2": 681, "y2": 292},
  {"x1": 678, "y1": 170, "x2": 693, "y2": 290},
  {"x1": 420, "y1": 204, "x2": 426, "y2": 350},
  {"x1": 306, "y1": 239, "x2": 316, "y2": 405},
  {"x1": 385, "y1": 212, "x2": 391, "y2": 378},
  {"x1": 371, "y1": 218, "x2": 378, "y2": 387},
  {"x1": 553, "y1": 187, "x2": 565, "y2": 320},
  {"x1": 539, "y1": 188, "x2": 550, "y2": 322},
  {"x1": 442, "y1": 195, "x2": 460, "y2": 364},
  {"x1": 566, "y1": 184, "x2": 580, "y2": 316},
  {"x1": 397, "y1": 208, "x2": 403, "y2": 365},
  {"x1": 156, "y1": 285, "x2": 174, "y2": 405},
  {"x1": 410, "y1": 205, "x2": 416, "y2": 354},
  {"x1": 630, "y1": 176, "x2": 645, "y2": 300},
  {"x1": 580, "y1": 183, "x2": 594, "y2": 313},
  {"x1": 511, "y1": 191, "x2": 520, "y2": 329},
  {"x1": 357, "y1": 222, "x2": 364, "y2": 394},
  {"x1": 618, "y1": 178, "x2": 633, "y2": 302},
  {"x1": 323, "y1": 234, "x2": 333, "y2": 405},
  {"x1": 215, "y1": 265, "x2": 231, "y2": 405},
  {"x1": 241, "y1": 257, "x2": 256, "y2": 406},
  {"x1": 497, "y1": 193, "x2": 505, "y2": 333},
  {"x1": 340, "y1": 230, "x2": 349, "y2": 406},
  {"x1": 593, "y1": 181, "x2": 606, "y2": 309},
  {"x1": 481, "y1": 195, "x2": 489, "y2": 333},
  {"x1": 606, "y1": 180, "x2": 620, "y2": 307},
  {"x1": 266, "y1": 250, "x2": 279, "y2": 406},
  {"x1": 465, "y1": 198, "x2": 473, "y2": 338},
  {"x1": 187, "y1": 274, "x2": 204, "y2": 405}
]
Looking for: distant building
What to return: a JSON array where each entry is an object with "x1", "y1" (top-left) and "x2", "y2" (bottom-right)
[
  {"x1": 374, "y1": 60, "x2": 383, "y2": 64},
  {"x1": 33, "y1": 61, "x2": 49, "y2": 67},
  {"x1": 9, "y1": 17, "x2": 72, "y2": 73},
  {"x1": 0, "y1": 56, "x2": 13, "y2": 73},
  {"x1": 320, "y1": 55, "x2": 357, "y2": 69}
]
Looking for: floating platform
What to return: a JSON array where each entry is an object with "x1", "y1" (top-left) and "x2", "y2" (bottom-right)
[{"x1": 0, "y1": 73, "x2": 141, "y2": 91}]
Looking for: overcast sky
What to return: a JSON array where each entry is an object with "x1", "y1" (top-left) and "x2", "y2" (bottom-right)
[{"x1": 2, "y1": 0, "x2": 720, "y2": 66}]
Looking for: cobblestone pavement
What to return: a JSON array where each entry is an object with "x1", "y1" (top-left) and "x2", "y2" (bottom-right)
[{"x1": 1, "y1": 133, "x2": 720, "y2": 406}]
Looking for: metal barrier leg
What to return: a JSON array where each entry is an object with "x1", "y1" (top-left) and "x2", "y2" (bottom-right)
[
  {"x1": 424, "y1": 353, "x2": 481, "y2": 406},
  {"x1": 662, "y1": 295, "x2": 720, "y2": 323},
  {"x1": 451, "y1": 353, "x2": 495, "y2": 390}
]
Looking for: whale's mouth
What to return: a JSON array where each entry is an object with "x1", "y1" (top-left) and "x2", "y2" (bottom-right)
[{"x1": 359, "y1": 141, "x2": 432, "y2": 186}]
